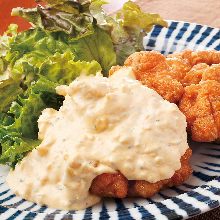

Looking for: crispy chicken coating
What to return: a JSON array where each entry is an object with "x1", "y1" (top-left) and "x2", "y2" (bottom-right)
[
  {"x1": 183, "y1": 63, "x2": 220, "y2": 86},
  {"x1": 123, "y1": 51, "x2": 187, "y2": 103},
  {"x1": 183, "y1": 63, "x2": 209, "y2": 86},
  {"x1": 179, "y1": 80, "x2": 220, "y2": 142},
  {"x1": 168, "y1": 49, "x2": 220, "y2": 66},
  {"x1": 172, "y1": 51, "x2": 220, "y2": 142},
  {"x1": 90, "y1": 173, "x2": 128, "y2": 198},
  {"x1": 140, "y1": 75, "x2": 183, "y2": 104},
  {"x1": 90, "y1": 149, "x2": 192, "y2": 198},
  {"x1": 165, "y1": 57, "x2": 191, "y2": 83},
  {"x1": 202, "y1": 64, "x2": 220, "y2": 82}
]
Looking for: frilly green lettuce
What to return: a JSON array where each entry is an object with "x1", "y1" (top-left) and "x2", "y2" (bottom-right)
[
  {"x1": 0, "y1": 44, "x2": 101, "y2": 167},
  {"x1": 0, "y1": 79, "x2": 22, "y2": 112},
  {"x1": 0, "y1": 76, "x2": 62, "y2": 168},
  {"x1": 11, "y1": 0, "x2": 167, "y2": 66},
  {"x1": 39, "y1": 51, "x2": 102, "y2": 84}
]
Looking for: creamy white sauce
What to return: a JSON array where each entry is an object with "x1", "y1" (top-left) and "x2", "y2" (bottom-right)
[{"x1": 7, "y1": 68, "x2": 189, "y2": 210}]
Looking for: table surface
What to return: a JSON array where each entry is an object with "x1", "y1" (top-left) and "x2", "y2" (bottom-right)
[
  {"x1": 135, "y1": 1, "x2": 220, "y2": 219},
  {"x1": 136, "y1": 0, "x2": 220, "y2": 28}
]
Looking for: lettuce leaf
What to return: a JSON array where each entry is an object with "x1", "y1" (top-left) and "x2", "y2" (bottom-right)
[
  {"x1": 6, "y1": 28, "x2": 69, "y2": 67},
  {"x1": 39, "y1": 51, "x2": 102, "y2": 84},
  {"x1": 118, "y1": 1, "x2": 168, "y2": 32},
  {"x1": 0, "y1": 79, "x2": 23, "y2": 112},
  {"x1": 8, "y1": 77, "x2": 62, "y2": 139},
  {"x1": 0, "y1": 48, "x2": 101, "y2": 167},
  {"x1": 0, "y1": 24, "x2": 18, "y2": 58},
  {"x1": 0, "y1": 130, "x2": 40, "y2": 168},
  {"x1": 90, "y1": 0, "x2": 168, "y2": 64},
  {"x1": 69, "y1": 27, "x2": 116, "y2": 74},
  {"x1": 0, "y1": 76, "x2": 63, "y2": 167},
  {"x1": 5, "y1": 27, "x2": 110, "y2": 77},
  {"x1": 12, "y1": 4, "x2": 94, "y2": 39},
  {"x1": 11, "y1": 0, "x2": 167, "y2": 66}
]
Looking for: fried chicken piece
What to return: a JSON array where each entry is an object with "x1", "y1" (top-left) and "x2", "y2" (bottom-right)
[
  {"x1": 90, "y1": 149, "x2": 192, "y2": 198},
  {"x1": 168, "y1": 49, "x2": 220, "y2": 67},
  {"x1": 179, "y1": 80, "x2": 220, "y2": 142},
  {"x1": 123, "y1": 51, "x2": 186, "y2": 103},
  {"x1": 165, "y1": 57, "x2": 191, "y2": 83},
  {"x1": 140, "y1": 75, "x2": 184, "y2": 104},
  {"x1": 183, "y1": 63, "x2": 220, "y2": 87},
  {"x1": 110, "y1": 50, "x2": 220, "y2": 143},
  {"x1": 202, "y1": 64, "x2": 220, "y2": 82},
  {"x1": 128, "y1": 148, "x2": 192, "y2": 197},
  {"x1": 183, "y1": 63, "x2": 209, "y2": 86},
  {"x1": 90, "y1": 173, "x2": 128, "y2": 198},
  {"x1": 128, "y1": 179, "x2": 170, "y2": 198},
  {"x1": 124, "y1": 51, "x2": 167, "y2": 73}
]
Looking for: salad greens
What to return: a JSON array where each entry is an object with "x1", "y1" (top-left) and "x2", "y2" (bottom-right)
[{"x1": 0, "y1": 0, "x2": 167, "y2": 168}]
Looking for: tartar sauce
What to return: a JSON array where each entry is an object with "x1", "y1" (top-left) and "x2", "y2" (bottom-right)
[{"x1": 7, "y1": 68, "x2": 189, "y2": 210}]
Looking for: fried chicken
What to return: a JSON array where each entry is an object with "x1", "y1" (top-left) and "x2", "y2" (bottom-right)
[
  {"x1": 179, "y1": 80, "x2": 220, "y2": 142},
  {"x1": 168, "y1": 49, "x2": 220, "y2": 66},
  {"x1": 170, "y1": 51, "x2": 220, "y2": 142},
  {"x1": 123, "y1": 51, "x2": 189, "y2": 103},
  {"x1": 183, "y1": 63, "x2": 209, "y2": 86},
  {"x1": 110, "y1": 49, "x2": 220, "y2": 142},
  {"x1": 202, "y1": 64, "x2": 220, "y2": 82},
  {"x1": 90, "y1": 173, "x2": 128, "y2": 198},
  {"x1": 90, "y1": 148, "x2": 192, "y2": 198}
]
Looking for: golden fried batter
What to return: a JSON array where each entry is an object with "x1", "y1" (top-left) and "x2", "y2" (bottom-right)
[
  {"x1": 140, "y1": 75, "x2": 183, "y2": 104},
  {"x1": 168, "y1": 49, "x2": 220, "y2": 66},
  {"x1": 165, "y1": 57, "x2": 191, "y2": 83},
  {"x1": 128, "y1": 148, "x2": 192, "y2": 197},
  {"x1": 90, "y1": 149, "x2": 192, "y2": 198},
  {"x1": 202, "y1": 64, "x2": 220, "y2": 82},
  {"x1": 179, "y1": 80, "x2": 220, "y2": 142},
  {"x1": 123, "y1": 51, "x2": 187, "y2": 103},
  {"x1": 183, "y1": 63, "x2": 220, "y2": 86},
  {"x1": 124, "y1": 51, "x2": 167, "y2": 73},
  {"x1": 172, "y1": 51, "x2": 220, "y2": 142},
  {"x1": 183, "y1": 63, "x2": 209, "y2": 86},
  {"x1": 90, "y1": 173, "x2": 128, "y2": 198}
]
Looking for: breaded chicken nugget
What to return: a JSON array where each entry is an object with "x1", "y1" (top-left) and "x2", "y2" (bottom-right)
[
  {"x1": 165, "y1": 57, "x2": 191, "y2": 83},
  {"x1": 123, "y1": 51, "x2": 186, "y2": 103},
  {"x1": 183, "y1": 63, "x2": 209, "y2": 86},
  {"x1": 179, "y1": 80, "x2": 220, "y2": 142},
  {"x1": 124, "y1": 51, "x2": 167, "y2": 73},
  {"x1": 109, "y1": 65, "x2": 123, "y2": 76},
  {"x1": 168, "y1": 49, "x2": 220, "y2": 66},
  {"x1": 140, "y1": 75, "x2": 183, "y2": 104},
  {"x1": 202, "y1": 64, "x2": 220, "y2": 81},
  {"x1": 90, "y1": 173, "x2": 128, "y2": 198},
  {"x1": 183, "y1": 63, "x2": 220, "y2": 86},
  {"x1": 90, "y1": 148, "x2": 192, "y2": 198}
]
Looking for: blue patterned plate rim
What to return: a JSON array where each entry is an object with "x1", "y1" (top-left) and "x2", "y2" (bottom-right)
[
  {"x1": 166, "y1": 19, "x2": 219, "y2": 30},
  {"x1": 1, "y1": 178, "x2": 220, "y2": 219}
]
